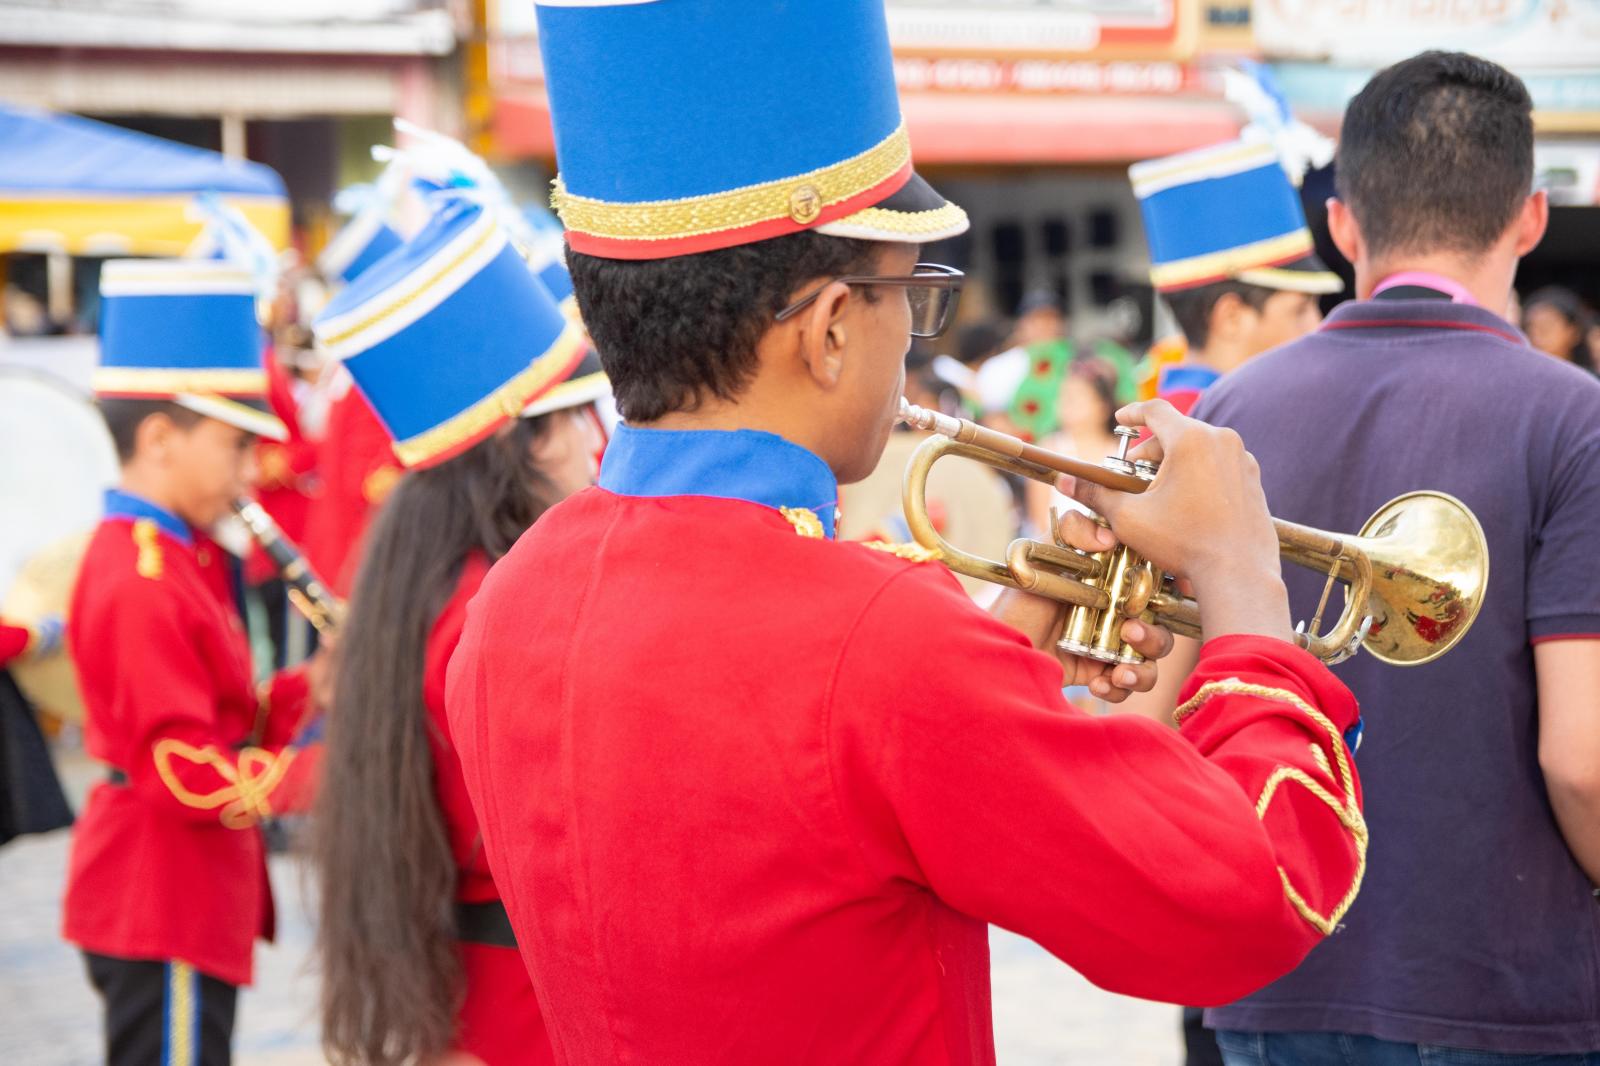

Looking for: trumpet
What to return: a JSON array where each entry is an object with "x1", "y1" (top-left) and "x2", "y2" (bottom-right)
[
  {"x1": 230, "y1": 498, "x2": 344, "y2": 635},
  {"x1": 897, "y1": 400, "x2": 1488, "y2": 667}
]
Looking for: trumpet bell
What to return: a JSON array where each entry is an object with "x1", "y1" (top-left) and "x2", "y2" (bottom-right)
[{"x1": 1354, "y1": 491, "x2": 1488, "y2": 667}]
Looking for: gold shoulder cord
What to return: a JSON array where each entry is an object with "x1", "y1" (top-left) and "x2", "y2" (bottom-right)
[
  {"x1": 778, "y1": 506, "x2": 826, "y2": 539},
  {"x1": 1174, "y1": 679, "x2": 1368, "y2": 936},
  {"x1": 860, "y1": 540, "x2": 943, "y2": 563},
  {"x1": 132, "y1": 519, "x2": 163, "y2": 579}
]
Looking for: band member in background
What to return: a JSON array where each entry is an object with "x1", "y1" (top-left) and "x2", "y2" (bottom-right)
[
  {"x1": 62, "y1": 259, "x2": 325, "y2": 1066},
  {"x1": 443, "y1": 4, "x2": 1368, "y2": 1063},
  {"x1": 1130, "y1": 136, "x2": 1341, "y2": 417},
  {"x1": 1186, "y1": 52, "x2": 1600, "y2": 1062},
  {"x1": 302, "y1": 210, "x2": 409, "y2": 599},
  {"x1": 311, "y1": 197, "x2": 608, "y2": 1066},
  {"x1": 1120, "y1": 134, "x2": 1345, "y2": 1066}
]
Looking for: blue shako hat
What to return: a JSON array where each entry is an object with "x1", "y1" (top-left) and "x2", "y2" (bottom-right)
[
  {"x1": 536, "y1": 0, "x2": 968, "y2": 259},
  {"x1": 318, "y1": 209, "x2": 404, "y2": 286},
  {"x1": 311, "y1": 197, "x2": 590, "y2": 469},
  {"x1": 1130, "y1": 137, "x2": 1342, "y2": 295},
  {"x1": 96, "y1": 259, "x2": 287, "y2": 440}
]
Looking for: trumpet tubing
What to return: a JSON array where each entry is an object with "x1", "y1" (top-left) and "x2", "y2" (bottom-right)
[{"x1": 897, "y1": 402, "x2": 1488, "y2": 668}]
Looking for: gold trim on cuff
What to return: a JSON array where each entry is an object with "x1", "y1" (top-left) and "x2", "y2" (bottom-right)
[
  {"x1": 551, "y1": 124, "x2": 911, "y2": 242},
  {"x1": 1174, "y1": 677, "x2": 1367, "y2": 935}
]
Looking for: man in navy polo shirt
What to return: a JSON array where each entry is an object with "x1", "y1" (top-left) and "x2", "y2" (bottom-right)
[{"x1": 1191, "y1": 51, "x2": 1600, "y2": 1062}]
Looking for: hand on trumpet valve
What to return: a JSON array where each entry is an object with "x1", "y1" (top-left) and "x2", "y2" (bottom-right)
[
  {"x1": 1061, "y1": 399, "x2": 1294, "y2": 645},
  {"x1": 990, "y1": 511, "x2": 1175, "y2": 701}
]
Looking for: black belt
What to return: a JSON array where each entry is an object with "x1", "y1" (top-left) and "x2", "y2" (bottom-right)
[{"x1": 456, "y1": 900, "x2": 518, "y2": 948}]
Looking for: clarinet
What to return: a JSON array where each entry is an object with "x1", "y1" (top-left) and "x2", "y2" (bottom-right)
[{"x1": 230, "y1": 498, "x2": 344, "y2": 635}]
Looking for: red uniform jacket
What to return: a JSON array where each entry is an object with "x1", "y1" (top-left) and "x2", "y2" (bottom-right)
[
  {"x1": 246, "y1": 349, "x2": 319, "y2": 586},
  {"x1": 426, "y1": 554, "x2": 552, "y2": 1065},
  {"x1": 445, "y1": 426, "x2": 1367, "y2": 1066},
  {"x1": 63, "y1": 492, "x2": 321, "y2": 986},
  {"x1": 304, "y1": 380, "x2": 402, "y2": 598}
]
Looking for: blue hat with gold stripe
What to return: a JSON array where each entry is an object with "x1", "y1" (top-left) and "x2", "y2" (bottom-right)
[
  {"x1": 311, "y1": 196, "x2": 591, "y2": 469},
  {"x1": 96, "y1": 259, "x2": 287, "y2": 440},
  {"x1": 536, "y1": 0, "x2": 968, "y2": 259},
  {"x1": 1130, "y1": 137, "x2": 1341, "y2": 295},
  {"x1": 318, "y1": 210, "x2": 404, "y2": 286}
]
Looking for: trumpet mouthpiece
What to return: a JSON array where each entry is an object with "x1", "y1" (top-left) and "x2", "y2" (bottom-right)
[{"x1": 899, "y1": 398, "x2": 965, "y2": 437}]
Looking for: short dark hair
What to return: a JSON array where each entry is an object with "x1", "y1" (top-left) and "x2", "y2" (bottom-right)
[
  {"x1": 99, "y1": 398, "x2": 203, "y2": 463},
  {"x1": 568, "y1": 232, "x2": 881, "y2": 422},
  {"x1": 1162, "y1": 280, "x2": 1276, "y2": 350},
  {"x1": 1336, "y1": 51, "x2": 1533, "y2": 259}
]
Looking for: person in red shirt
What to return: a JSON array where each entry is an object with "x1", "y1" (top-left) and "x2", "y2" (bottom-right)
[
  {"x1": 63, "y1": 258, "x2": 326, "y2": 1066},
  {"x1": 441, "y1": 5, "x2": 1368, "y2": 1064},
  {"x1": 311, "y1": 195, "x2": 608, "y2": 1066}
]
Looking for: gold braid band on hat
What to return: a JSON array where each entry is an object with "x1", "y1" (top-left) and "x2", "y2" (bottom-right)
[
  {"x1": 93, "y1": 367, "x2": 269, "y2": 396},
  {"x1": 391, "y1": 324, "x2": 587, "y2": 468},
  {"x1": 1149, "y1": 231, "x2": 1314, "y2": 291},
  {"x1": 551, "y1": 124, "x2": 911, "y2": 242}
]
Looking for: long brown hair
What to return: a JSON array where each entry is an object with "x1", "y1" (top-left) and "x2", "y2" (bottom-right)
[{"x1": 315, "y1": 416, "x2": 556, "y2": 1065}]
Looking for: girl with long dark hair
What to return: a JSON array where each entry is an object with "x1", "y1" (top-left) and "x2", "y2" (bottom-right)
[{"x1": 308, "y1": 196, "x2": 609, "y2": 1066}]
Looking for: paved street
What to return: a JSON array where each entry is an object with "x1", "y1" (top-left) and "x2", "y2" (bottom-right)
[{"x1": 0, "y1": 751, "x2": 1182, "y2": 1065}]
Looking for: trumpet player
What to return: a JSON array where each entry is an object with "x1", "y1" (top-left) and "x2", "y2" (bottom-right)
[
  {"x1": 440, "y1": 4, "x2": 1367, "y2": 1064},
  {"x1": 62, "y1": 259, "x2": 328, "y2": 1066}
]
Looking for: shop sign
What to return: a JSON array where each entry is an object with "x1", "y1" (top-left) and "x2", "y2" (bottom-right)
[
  {"x1": 885, "y1": 0, "x2": 1181, "y2": 54},
  {"x1": 892, "y1": 57, "x2": 1197, "y2": 94},
  {"x1": 1253, "y1": 0, "x2": 1600, "y2": 68}
]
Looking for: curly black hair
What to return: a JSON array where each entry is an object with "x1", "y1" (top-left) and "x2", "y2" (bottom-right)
[{"x1": 568, "y1": 231, "x2": 881, "y2": 422}]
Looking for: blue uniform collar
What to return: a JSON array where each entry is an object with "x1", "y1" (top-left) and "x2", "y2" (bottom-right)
[
  {"x1": 103, "y1": 488, "x2": 194, "y2": 548},
  {"x1": 1158, "y1": 362, "x2": 1223, "y2": 394},
  {"x1": 599, "y1": 424, "x2": 839, "y2": 539}
]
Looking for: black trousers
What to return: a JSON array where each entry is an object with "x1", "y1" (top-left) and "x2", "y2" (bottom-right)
[{"x1": 84, "y1": 953, "x2": 237, "y2": 1066}]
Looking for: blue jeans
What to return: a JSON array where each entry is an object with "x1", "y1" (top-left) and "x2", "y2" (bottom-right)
[{"x1": 1216, "y1": 1031, "x2": 1600, "y2": 1066}]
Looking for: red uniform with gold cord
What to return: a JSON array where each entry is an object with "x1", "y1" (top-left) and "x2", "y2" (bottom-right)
[
  {"x1": 443, "y1": 5, "x2": 1367, "y2": 1062},
  {"x1": 64, "y1": 257, "x2": 316, "y2": 1066},
  {"x1": 447, "y1": 428, "x2": 1368, "y2": 1065},
  {"x1": 63, "y1": 490, "x2": 320, "y2": 987}
]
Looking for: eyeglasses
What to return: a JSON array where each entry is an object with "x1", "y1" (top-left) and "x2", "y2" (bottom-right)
[{"x1": 774, "y1": 263, "x2": 964, "y2": 339}]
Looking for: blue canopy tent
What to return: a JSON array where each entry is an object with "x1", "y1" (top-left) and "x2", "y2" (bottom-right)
[{"x1": 0, "y1": 102, "x2": 289, "y2": 257}]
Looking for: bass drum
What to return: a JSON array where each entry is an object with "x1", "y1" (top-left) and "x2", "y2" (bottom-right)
[{"x1": 0, "y1": 369, "x2": 118, "y2": 722}]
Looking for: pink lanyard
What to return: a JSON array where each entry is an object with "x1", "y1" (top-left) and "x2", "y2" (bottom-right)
[{"x1": 1372, "y1": 271, "x2": 1480, "y2": 307}]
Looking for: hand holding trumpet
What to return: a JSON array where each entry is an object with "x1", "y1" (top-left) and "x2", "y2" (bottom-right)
[
  {"x1": 1062, "y1": 400, "x2": 1294, "y2": 646},
  {"x1": 989, "y1": 399, "x2": 1291, "y2": 698}
]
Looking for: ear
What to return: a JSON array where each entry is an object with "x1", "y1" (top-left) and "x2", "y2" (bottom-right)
[
  {"x1": 1513, "y1": 189, "x2": 1549, "y2": 257},
  {"x1": 1327, "y1": 197, "x2": 1361, "y2": 265},
  {"x1": 796, "y1": 280, "x2": 853, "y2": 390},
  {"x1": 135, "y1": 410, "x2": 177, "y2": 465},
  {"x1": 1208, "y1": 291, "x2": 1250, "y2": 344}
]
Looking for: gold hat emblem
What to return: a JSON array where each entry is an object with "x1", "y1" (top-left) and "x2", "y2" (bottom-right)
[{"x1": 788, "y1": 184, "x2": 823, "y2": 226}]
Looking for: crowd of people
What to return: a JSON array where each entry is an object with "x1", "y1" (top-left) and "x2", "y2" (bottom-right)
[{"x1": 0, "y1": 6, "x2": 1597, "y2": 1066}]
